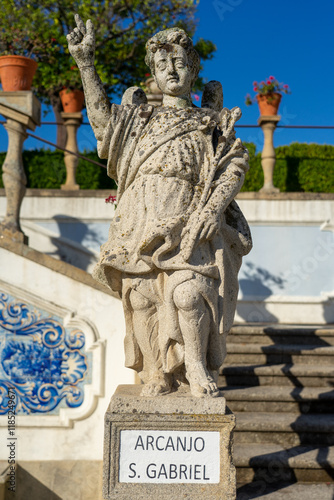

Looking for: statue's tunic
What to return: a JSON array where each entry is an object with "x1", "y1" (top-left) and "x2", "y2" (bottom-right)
[{"x1": 94, "y1": 103, "x2": 252, "y2": 377}]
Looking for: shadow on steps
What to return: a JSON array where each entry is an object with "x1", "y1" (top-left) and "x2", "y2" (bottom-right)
[
  {"x1": 6, "y1": 465, "x2": 62, "y2": 500},
  {"x1": 221, "y1": 324, "x2": 334, "y2": 498}
]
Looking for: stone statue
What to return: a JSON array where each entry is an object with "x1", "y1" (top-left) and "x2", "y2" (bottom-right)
[{"x1": 67, "y1": 15, "x2": 252, "y2": 399}]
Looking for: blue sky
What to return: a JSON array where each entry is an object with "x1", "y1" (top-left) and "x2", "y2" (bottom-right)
[
  {"x1": 194, "y1": 0, "x2": 334, "y2": 149},
  {"x1": 0, "y1": 0, "x2": 333, "y2": 153}
]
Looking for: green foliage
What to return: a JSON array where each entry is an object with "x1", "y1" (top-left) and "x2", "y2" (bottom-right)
[
  {"x1": 0, "y1": 1, "x2": 54, "y2": 58},
  {"x1": 241, "y1": 142, "x2": 334, "y2": 193},
  {"x1": 0, "y1": 150, "x2": 115, "y2": 190},
  {"x1": 0, "y1": 0, "x2": 216, "y2": 105},
  {"x1": 1, "y1": 143, "x2": 332, "y2": 192},
  {"x1": 193, "y1": 38, "x2": 217, "y2": 91},
  {"x1": 241, "y1": 142, "x2": 263, "y2": 191}
]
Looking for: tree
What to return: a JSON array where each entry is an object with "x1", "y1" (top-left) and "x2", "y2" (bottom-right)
[{"x1": 0, "y1": 1, "x2": 216, "y2": 147}]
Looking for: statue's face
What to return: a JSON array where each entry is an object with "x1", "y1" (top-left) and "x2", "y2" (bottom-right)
[{"x1": 153, "y1": 44, "x2": 192, "y2": 96}]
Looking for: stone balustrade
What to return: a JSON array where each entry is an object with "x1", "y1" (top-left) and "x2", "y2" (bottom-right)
[
  {"x1": 258, "y1": 114, "x2": 281, "y2": 193},
  {"x1": 60, "y1": 111, "x2": 83, "y2": 190},
  {"x1": 0, "y1": 91, "x2": 41, "y2": 244}
]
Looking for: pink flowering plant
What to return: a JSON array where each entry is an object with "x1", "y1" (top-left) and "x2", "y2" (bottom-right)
[
  {"x1": 105, "y1": 194, "x2": 117, "y2": 209},
  {"x1": 245, "y1": 76, "x2": 290, "y2": 105},
  {"x1": 191, "y1": 92, "x2": 200, "y2": 103}
]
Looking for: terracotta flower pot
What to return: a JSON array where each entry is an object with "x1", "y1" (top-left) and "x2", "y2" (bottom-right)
[
  {"x1": 0, "y1": 55, "x2": 38, "y2": 91},
  {"x1": 60, "y1": 89, "x2": 85, "y2": 113},
  {"x1": 256, "y1": 92, "x2": 282, "y2": 115}
]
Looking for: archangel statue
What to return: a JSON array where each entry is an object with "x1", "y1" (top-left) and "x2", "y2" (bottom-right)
[{"x1": 67, "y1": 15, "x2": 252, "y2": 398}]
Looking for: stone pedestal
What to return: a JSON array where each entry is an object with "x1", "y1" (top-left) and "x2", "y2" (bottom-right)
[
  {"x1": 103, "y1": 385, "x2": 236, "y2": 500},
  {"x1": 60, "y1": 111, "x2": 82, "y2": 190},
  {"x1": 258, "y1": 115, "x2": 280, "y2": 193},
  {"x1": 145, "y1": 77, "x2": 163, "y2": 107},
  {"x1": 0, "y1": 91, "x2": 41, "y2": 244}
]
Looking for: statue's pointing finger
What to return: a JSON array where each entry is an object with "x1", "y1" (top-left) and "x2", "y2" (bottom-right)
[{"x1": 75, "y1": 13, "x2": 86, "y2": 35}]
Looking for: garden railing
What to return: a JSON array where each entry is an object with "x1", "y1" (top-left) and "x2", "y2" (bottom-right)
[{"x1": 0, "y1": 99, "x2": 333, "y2": 245}]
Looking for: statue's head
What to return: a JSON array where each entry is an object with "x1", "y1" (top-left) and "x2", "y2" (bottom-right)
[{"x1": 145, "y1": 28, "x2": 200, "y2": 97}]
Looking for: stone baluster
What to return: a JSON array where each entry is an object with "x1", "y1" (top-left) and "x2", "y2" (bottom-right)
[
  {"x1": 0, "y1": 91, "x2": 41, "y2": 244},
  {"x1": 145, "y1": 77, "x2": 163, "y2": 107},
  {"x1": 61, "y1": 112, "x2": 83, "y2": 190},
  {"x1": 1, "y1": 120, "x2": 28, "y2": 243},
  {"x1": 258, "y1": 115, "x2": 280, "y2": 193}
]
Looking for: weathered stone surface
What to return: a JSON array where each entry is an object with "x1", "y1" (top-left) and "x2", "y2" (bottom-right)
[
  {"x1": 220, "y1": 324, "x2": 334, "y2": 489},
  {"x1": 237, "y1": 480, "x2": 334, "y2": 500},
  {"x1": 258, "y1": 114, "x2": 280, "y2": 193},
  {"x1": 67, "y1": 15, "x2": 252, "y2": 400},
  {"x1": 12, "y1": 461, "x2": 103, "y2": 500},
  {"x1": 0, "y1": 91, "x2": 41, "y2": 244},
  {"x1": 144, "y1": 77, "x2": 163, "y2": 106},
  {"x1": 235, "y1": 412, "x2": 334, "y2": 446},
  {"x1": 0, "y1": 91, "x2": 41, "y2": 131},
  {"x1": 222, "y1": 385, "x2": 334, "y2": 413},
  {"x1": 103, "y1": 385, "x2": 236, "y2": 500},
  {"x1": 60, "y1": 111, "x2": 82, "y2": 190},
  {"x1": 110, "y1": 383, "x2": 226, "y2": 414},
  {"x1": 235, "y1": 442, "x2": 334, "y2": 484},
  {"x1": 0, "y1": 461, "x2": 8, "y2": 500},
  {"x1": 0, "y1": 119, "x2": 28, "y2": 243}
]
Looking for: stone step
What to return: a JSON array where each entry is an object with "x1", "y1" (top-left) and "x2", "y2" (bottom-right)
[
  {"x1": 219, "y1": 363, "x2": 334, "y2": 387},
  {"x1": 234, "y1": 443, "x2": 334, "y2": 485},
  {"x1": 231, "y1": 324, "x2": 334, "y2": 336},
  {"x1": 237, "y1": 481, "x2": 334, "y2": 500},
  {"x1": 229, "y1": 332, "x2": 334, "y2": 346},
  {"x1": 234, "y1": 412, "x2": 334, "y2": 446},
  {"x1": 221, "y1": 386, "x2": 334, "y2": 413},
  {"x1": 230, "y1": 324, "x2": 334, "y2": 346},
  {"x1": 225, "y1": 343, "x2": 334, "y2": 365}
]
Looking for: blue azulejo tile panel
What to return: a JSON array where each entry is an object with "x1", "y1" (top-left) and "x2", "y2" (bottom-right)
[{"x1": 0, "y1": 292, "x2": 91, "y2": 415}]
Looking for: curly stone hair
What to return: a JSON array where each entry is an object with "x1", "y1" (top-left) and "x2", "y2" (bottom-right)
[{"x1": 145, "y1": 28, "x2": 200, "y2": 87}]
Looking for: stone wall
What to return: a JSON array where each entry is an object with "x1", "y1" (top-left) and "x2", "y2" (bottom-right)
[
  {"x1": 0, "y1": 238, "x2": 135, "y2": 463},
  {"x1": 1, "y1": 189, "x2": 333, "y2": 324},
  {"x1": 236, "y1": 193, "x2": 334, "y2": 324}
]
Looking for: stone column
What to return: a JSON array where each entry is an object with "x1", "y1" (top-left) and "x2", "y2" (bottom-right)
[
  {"x1": 258, "y1": 115, "x2": 280, "y2": 193},
  {"x1": 145, "y1": 77, "x2": 163, "y2": 107},
  {"x1": 0, "y1": 91, "x2": 41, "y2": 244},
  {"x1": 1, "y1": 120, "x2": 28, "y2": 243},
  {"x1": 61, "y1": 112, "x2": 83, "y2": 190}
]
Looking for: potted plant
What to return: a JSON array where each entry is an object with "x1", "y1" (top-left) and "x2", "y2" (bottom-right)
[
  {"x1": 0, "y1": 55, "x2": 38, "y2": 92},
  {"x1": 0, "y1": 3, "x2": 51, "y2": 91},
  {"x1": 60, "y1": 87, "x2": 85, "y2": 113},
  {"x1": 245, "y1": 76, "x2": 291, "y2": 115},
  {"x1": 59, "y1": 66, "x2": 85, "y2": 113},
  {"x1": 0, "y1": 35, "x2": 39, "y2": 91},
  {"x1": 0, "y1": 1, "x2": 216, "y2": 146}
]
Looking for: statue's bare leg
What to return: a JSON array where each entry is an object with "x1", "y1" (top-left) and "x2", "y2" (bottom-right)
[
  {"x1": 129, "y1": 289, "x2": 172, "y2": 396},
  {"x1": 173, "y1": 281, "x2": 220, "y2": 398}
]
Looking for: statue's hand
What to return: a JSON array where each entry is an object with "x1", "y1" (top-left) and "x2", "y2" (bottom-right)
[
  {"x1": 198, "y1": 213, "x2": 220, "y2": 241},
  {"x1": 181, "y1": 210, "x2": 219, "y2": 252},
  {"x1": 67, "y1": 14, "x2": 95, "y2": 69}
]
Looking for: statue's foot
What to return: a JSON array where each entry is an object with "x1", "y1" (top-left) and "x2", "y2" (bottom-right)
[
  {"x1": 186, "y1": 361, "x2": 221, "y2": 398},
  {"x1": 141, "y1": 373, "x2": 172, "y2": 397}
]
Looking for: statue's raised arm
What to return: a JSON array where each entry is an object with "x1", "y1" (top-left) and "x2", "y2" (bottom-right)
[{"x1": 67, "y1": 14, "x2": 111, "y2": 141}]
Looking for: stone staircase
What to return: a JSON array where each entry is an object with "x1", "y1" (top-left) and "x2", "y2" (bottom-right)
[{"x1": 219, "y1": 324, "x2": 334, "y2": 497}]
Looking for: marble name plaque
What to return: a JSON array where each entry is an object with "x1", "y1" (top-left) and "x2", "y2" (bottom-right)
[{"x1": 119, "y1": 430, "x2": 220, "y2": 484}]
